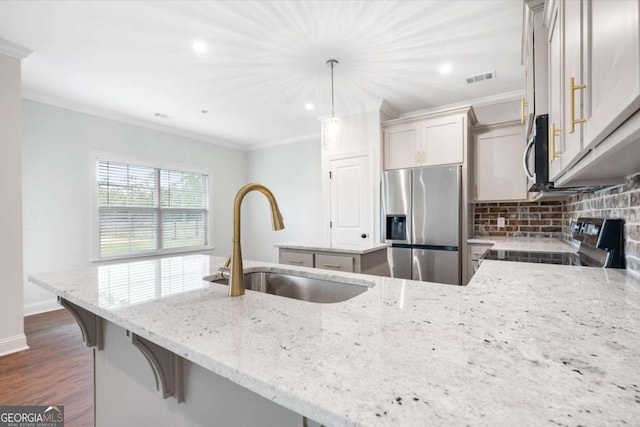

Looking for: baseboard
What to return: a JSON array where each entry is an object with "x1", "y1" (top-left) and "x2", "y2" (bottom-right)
[
  {"x1": 0, "y1": 334, "x2": 29, "y2": 357},
  {"x1": 23, "y1": 299, "x2": 63, "y2": 316}
]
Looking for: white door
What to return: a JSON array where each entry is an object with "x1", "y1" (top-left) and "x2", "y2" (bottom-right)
[{"x1": 329, "y1": 155, "x2": 372, "y2": 249}]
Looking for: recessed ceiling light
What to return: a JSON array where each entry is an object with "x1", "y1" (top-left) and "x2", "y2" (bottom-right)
[
  {"x1": 193, "y1": 41, "x2": 207, "y2": 54},
  {"x1": 305, "y1": 103, "x2": 314, "y2": 110},
  {"x1": 439, "y1": 63, "x2": 453, "y2": 75}
]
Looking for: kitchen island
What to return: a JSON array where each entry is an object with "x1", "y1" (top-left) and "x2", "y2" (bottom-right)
[
  {"x1": 30, "y1": 253, "x2": 640, "y2": 426},
  {"x1": 276, "y1": 243, "x2": 389, "y2": 276}
]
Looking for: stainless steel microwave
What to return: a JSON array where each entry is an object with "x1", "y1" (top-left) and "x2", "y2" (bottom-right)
[{"x1": 523, "y1": 114, "x2": 551, "y2": 192}]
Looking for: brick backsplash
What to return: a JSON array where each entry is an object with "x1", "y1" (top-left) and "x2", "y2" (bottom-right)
[
  {"x1": 473, "y1": 201, "x2": 564, "y2": 238},
  {"x1": 563, "y1": 172, "x2": 640, "y2": 275}
]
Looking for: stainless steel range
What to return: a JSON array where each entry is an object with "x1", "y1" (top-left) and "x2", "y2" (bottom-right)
[{"x1": 482, "y1": 217, "x2": 624, "y2": 268}]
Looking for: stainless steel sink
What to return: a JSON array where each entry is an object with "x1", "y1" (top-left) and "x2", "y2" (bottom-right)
[{"x1": 204, "y1": 270, "x2": 371, "y2": 303}]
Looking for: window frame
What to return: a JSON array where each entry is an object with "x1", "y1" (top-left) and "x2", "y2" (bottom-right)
[{"x1": 92, "y1": 153, "x2": 214, "y2": 261}]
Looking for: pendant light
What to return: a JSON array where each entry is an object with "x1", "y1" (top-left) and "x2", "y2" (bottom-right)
[{"x1": 322, "y1": 59, "x2": 342, "y2": 149}]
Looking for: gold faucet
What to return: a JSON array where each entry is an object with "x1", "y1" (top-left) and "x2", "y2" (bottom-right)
[{"x1": 225, "y1": 183, "x2": 284, "y2": 296}]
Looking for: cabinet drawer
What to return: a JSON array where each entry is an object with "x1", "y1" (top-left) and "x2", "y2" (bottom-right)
[
  {"x1": 279, "y1": 250, "x2": 313, "y2": 268},
  {"x1": 315, "y1": 254, "x2": 354, "y2": 273}
]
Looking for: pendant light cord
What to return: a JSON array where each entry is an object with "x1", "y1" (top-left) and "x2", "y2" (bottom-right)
[
  {"x1": 327, "y1": 59, "x2": 338, "y2": 118},
  {"x1": 330, "y1": 61, "x2": 335, "y2": 118}
]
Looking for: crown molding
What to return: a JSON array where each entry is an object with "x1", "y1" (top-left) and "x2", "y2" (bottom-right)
[
  {"x1": 22, "y1": 89, "x2": 248, "y2": 151},
  {"x1": 393, "y1": 90, "x2": 524, "y2": 122},
  {"x1": 247, "y1": 133, "x2": 320, "y2": 152},
  {"x1": 0, "y1": 38, "x2": 32, "y2": 60},
  {"x1": 379, "y1": 99, "x2": 398, "y2": 120}
]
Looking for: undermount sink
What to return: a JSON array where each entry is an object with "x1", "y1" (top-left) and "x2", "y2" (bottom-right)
[{"x1": 203, "y1": 270, "x2": 372, "y2": 303}]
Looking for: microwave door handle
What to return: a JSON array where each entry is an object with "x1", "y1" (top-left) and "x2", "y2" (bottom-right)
[{"x1": 523, "y1": 139, "x2": 535, "y2": 180}]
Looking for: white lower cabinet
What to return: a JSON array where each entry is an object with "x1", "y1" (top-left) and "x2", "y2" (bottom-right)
[
  {"x1": 466, "y1": 243, "x2": 494, "y2": 283},
  {"x1": 473, "y1": 122, "x2": 528, "y2": 202}
]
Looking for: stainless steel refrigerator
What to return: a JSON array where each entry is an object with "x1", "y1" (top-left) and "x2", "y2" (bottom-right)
[{"x1": 382, "y1": 165, "x2": 461, "y2": 285}]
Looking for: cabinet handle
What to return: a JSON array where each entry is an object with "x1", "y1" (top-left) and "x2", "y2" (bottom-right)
[
  {"x1": 420, "y1": 151, "x2": 425, "y2": 164},
  {"x1": 287, "y1": 260, "x2": 304, "y2": 264},
  {"x1": 520, "y1": 98, "x2": 528, "y2": 124},
  {"x1": 549, "y1": 122, "x2": 563, "y2": 161},
  {"x1": 321, "y1": 263, "x2": 342, "y2": 269},
  {"x1": 569, "y1": 77, "x2": 587, "y2": 133}
]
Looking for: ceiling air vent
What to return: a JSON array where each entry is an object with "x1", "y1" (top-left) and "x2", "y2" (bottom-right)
[{"x1": 465, "y1": 70, "x2": 496, "y2": 84}]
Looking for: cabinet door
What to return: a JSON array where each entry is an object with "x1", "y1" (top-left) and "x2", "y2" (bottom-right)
[
  {"x1": 474, "y1": 125, "x2": 527, "y2": 201},
  {"x1": 420, "y1": 115, "x2": 464, "y2": 166},
  {"x1": 562, "y1": 0, "x2": 584, "y2": 169},
  {"x1": 383, "y1": 122, "x2": 419, "y2": 170},
  {"x1": 583, "y1": 0, "x2": 640, "y2": 148},
  {"x1": 547, "y1": 1, "x2": 564, "y2": 181}
]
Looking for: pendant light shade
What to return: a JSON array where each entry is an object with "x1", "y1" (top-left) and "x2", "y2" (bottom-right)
[{"x1": 322, "y1": 59, "x2": 342, "y2": 149}]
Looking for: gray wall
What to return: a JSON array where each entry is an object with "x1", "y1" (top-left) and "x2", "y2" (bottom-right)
[
  {"x1": 244, "y1": 139, "x2": 323, "y2": 263},
  {"x1": 22, "y1": 100, "x2": 247, "y2": 314}
]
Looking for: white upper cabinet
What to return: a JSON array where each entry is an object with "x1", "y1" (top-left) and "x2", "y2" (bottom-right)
[
  {"x1": 537, "y1": 0, "x2": 640, "y2": 186},
  {"x1": 383, "y1": 112, "x2": 466, "y2": 170},
  {"x1": 474, "y1": 122, "x2": 528, "y2": 202}
]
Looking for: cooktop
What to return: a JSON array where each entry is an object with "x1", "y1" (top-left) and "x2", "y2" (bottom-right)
[{"x1": 482, "y1": 249, "x2": 601, "y2": 267}]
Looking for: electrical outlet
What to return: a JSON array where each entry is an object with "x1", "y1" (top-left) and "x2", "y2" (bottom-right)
[{"x1": 497, "y1": 217, "x2": 505, "y2": 228}]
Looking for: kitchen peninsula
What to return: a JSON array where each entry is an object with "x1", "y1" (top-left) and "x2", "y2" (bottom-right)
[{"x1": 30, "y1": 253, "x2": 640, "y2": 426}]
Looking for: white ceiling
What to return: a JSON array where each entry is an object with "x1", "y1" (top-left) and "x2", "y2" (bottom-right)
[{"x1": 0, "y1": 1, "x2": 524, "y2": 149}]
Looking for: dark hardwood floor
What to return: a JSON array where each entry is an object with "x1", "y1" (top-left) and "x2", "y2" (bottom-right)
[{"x1": 0, "y1": 309, "x2": 93, "y2": 427}]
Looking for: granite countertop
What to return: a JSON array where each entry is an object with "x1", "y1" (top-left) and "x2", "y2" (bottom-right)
[
  {"x1": 467, "y1": 236, "x2": 577, "y2": 253},
  {"x1": 30, "y1": 254, "x2": 640, "y2": 426},
  {"x1": 276, "y1": 243, "x2": 388, "y2": 255}
]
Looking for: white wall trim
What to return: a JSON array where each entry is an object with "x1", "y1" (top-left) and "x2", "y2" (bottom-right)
[
  {"x1": 0, "y1": 334, "x2": 29, "y2": 357},
  {"x1": 0, "y1": 38, "x2": 32, "y2": 60},
  {"x1": 23, "y1": 299, "x2": 62, "y2": 317},
  {"x1": 22, "y1": 92, "x2": 247, "y2": 151}
]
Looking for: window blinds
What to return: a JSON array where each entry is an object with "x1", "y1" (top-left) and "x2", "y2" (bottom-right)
[{"x1": 97, "y1": 161, "x2": 208, "y2": 258}]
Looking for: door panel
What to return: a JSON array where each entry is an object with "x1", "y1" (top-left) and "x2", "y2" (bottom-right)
[
  {"x1": 382, "y1": 169, "x2": 412, "y2": 243},
  {"x1": 421, "y1": 116, "x2": 464, "y2": 166},
  {"x1": 388, "y1": 247, "x2": 412, "y2": 279},
  {"x1": 411, "y1": 166, "x2": 460, "y2": 246},
  {"x1": 412, "y1": 249, "x2": 460, "y2": 285},
  {"x1": 330, "y1": 155, "x2": 372, "y2": 249},
  {"x1": 584, "y1": 0, "x2": 640, "y2": 148},
  {"x1": 384, "y1": 123, "x2": 419, "y2": 170}
]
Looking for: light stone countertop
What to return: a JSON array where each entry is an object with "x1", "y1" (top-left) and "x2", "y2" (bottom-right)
[
  {"x1": 276, "y1": 243, "x2": 388, "y2": 255},
  {"x1": 467, "y1": 236, "x2": 577, "y2": 252},
  {"x1": 29, "y1": 254, "x2": 640, "y2": 426}
]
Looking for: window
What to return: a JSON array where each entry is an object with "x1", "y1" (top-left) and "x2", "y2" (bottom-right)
[{"x1": 97, "y1": 160, "x2": 209, "y2": 259}]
